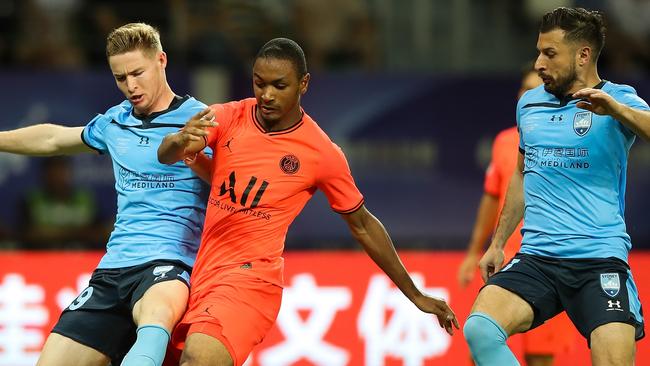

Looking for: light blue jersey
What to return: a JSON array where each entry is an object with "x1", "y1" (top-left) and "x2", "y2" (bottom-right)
[
  {"x1": 82, "y1": 95, "x2": 209, "y2": 269},
  {"x1": 517, "y1": 81, "x2": 649, "y2": 262}
]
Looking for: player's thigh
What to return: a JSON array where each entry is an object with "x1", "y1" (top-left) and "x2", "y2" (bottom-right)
[
  {"x1": 590, "y1": 322, "x2": 636, "y2": 366},
  {"x1": 181, "y1": 332, "x2": 233, "y2": 366},
  {"x1": 524, "y1": 354, "x2": 554, "y2": 366},
  {"x1": 471, "y1": 284, "x2": 534, "y2": 335},
  {"x1": 132, "y1": 278, "x2": 189, "y2": 331},
  {"x1": 176, "y1": 273, "x2": 282, "y2": 366},
  {"x1": 53, "y1": 268, "x2": 137, "y2": 363},
  {"x1": 474, "y1": 254, "x2": 564, "y2": 335},
  {"x1": 37, "y1": 332, "x2": 110, "y2": 366}
]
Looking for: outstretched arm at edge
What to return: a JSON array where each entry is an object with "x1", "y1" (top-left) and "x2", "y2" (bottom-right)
[
  {"x1": 342, "y1": 205, "x2": 460, "y2": 335},
  {"x1": 0, "y1": 124, "x2": 91, "y2": 155}
]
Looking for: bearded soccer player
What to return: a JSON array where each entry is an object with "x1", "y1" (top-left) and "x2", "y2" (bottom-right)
[
  {"x1": 458, "y1": 66, "x2": 576, "y2": 366},
  {"x1": 158, "y1": 38, "x2": 459, "y2": 366},
  {"x1": 464, "y1": 7, "x2": 649, "y2": 366},
  {"x1": 0, "y1": 23, "x2": 209, "y2": 366}
]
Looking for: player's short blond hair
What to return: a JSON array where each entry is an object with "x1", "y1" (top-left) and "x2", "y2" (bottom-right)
[{"x1": 106, "y1": 23, "x2": 162, "y2": 58}]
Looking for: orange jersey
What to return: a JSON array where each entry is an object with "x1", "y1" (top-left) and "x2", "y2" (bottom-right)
[
  {"x1": 483, "y1": 126, "x2": 522, "y2": 260},
  {"x1": 193, "y1": 98, "x2": 364, "y2": 287}
]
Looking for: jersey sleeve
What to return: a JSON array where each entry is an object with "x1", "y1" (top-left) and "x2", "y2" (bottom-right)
[
  {"x1": 611, "y1": 85, "x2": 650, "y2": 137},
  {"x1": 515, "y1": 95, "x2": 526, "y2": 152},
  {"x1": 205, "y1": 101, "x2": 239, "y2": 149},
  {"x1": 316, "y1": 143, "x2": 364, "y2": 214},
  {"x1": 483, "y1": 162, "x2": 500, "y2": 197},
  {"x1": 615, "y1": 86, "x2": 650, "y2": 111},
  {"x1": 483, "y1": 131, "x2": 505, "y2": 196},
  {"x1": 81, "y1": 113, "x2": 112, "y2": 154}
]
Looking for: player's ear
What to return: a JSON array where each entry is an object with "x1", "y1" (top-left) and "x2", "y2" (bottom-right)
[
  {"x1": 158, "y1": 51, "x2": 168, "y2": 69},
  {"x1": 299, "y1": 73, "x2": 310, "y2": 95},
  {"x1": 577, "y1": 45, "x2": 591, "y2": 67}
]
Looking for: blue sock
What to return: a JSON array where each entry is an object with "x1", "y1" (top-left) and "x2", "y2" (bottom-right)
[
  {"x1": 463, "y1": 312, "x2": 520, "y2": 366},
  {"x1": 121, "y1": 325, "x2": 170, "y2": 366}
]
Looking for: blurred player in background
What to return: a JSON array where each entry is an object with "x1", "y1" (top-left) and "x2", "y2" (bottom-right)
[
  {"x1": 17, "y1": 156, "x2": 109, "y2": 250},
  {"x1": 458, "y1": 65, "x2": 576, "y2": 366},
  {"x1": 464, "y1": 7, "x2": 649, "y2": 366},
  {"x1": 0, "y1": 23, "x2": 209, "y2": 366},
  {"x1": 158, "y1": 37, "x2": 459, "y2": 366}
]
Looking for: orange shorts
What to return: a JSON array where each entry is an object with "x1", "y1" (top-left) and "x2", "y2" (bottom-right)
[
  {"x1": 522, "y1": 311, "x2": 576, "y2": 355},
  {"x1": 167, "y1": 270, "x2": 283, "y2": 366}
]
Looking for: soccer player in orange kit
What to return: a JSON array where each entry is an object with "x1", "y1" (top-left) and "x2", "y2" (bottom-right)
[
  {"x1": 458, "y1": 66, "x2": 576, "y2": 365},
  {"x1": 158, "y1": 37, "x2": 459, "y2": 366}
]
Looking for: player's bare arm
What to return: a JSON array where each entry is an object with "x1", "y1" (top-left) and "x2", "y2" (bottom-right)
[
  {"x1": 0, "y1": 124, "x2": 90, "y2": 155},
  {"x1": 184, "y1": 151, "x2": 213, "y2": 183},
  {"x1": 342, "y1": 205, "x2": 460, "y2": 335},
  {"x1": 479, "y1": 153, "x2": 525, "y2": 282},
  {"x1": 574, "y1": 88, "x2": 650, "y2": 141},
  {"x1": 458, "y1": 193, "x2": 499, "y2": 287},
  {"x1": 158, "y1": 108, "x2": 217, "y2": 164}
]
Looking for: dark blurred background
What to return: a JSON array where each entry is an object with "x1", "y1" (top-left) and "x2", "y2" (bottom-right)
[{"x1": 0, "y1": 0, "x2": 648, "y2": 251}]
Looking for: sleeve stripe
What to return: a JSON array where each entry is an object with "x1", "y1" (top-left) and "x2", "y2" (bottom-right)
[
  {"x1": 334, "y1": 198, "x2": 365, "y2": 214},
  {"x1": 80, "y1": 128, "x2": 104, "y2": 155}
]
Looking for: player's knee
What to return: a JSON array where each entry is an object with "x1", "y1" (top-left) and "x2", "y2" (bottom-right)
[
  {"x1": 464, "y1": 312, "x2": 508, "y2": 352},
  {"x1": 180, "y1": 339, "x2": 234, "y2": 366},
  {"x1": 180, "y1": 354, "x2": 233, "y2": 366}
]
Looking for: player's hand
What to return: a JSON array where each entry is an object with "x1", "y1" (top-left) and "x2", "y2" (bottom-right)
[
  {"x1": 573, "y1": 88, "x2": 622, "y2": 116},
  {"x1": 413, "y1": 293, "x2": 460, "y2": 335},
  {"x1": 457, "y1": 254, "x2": 478, "y2": 288},
  {"x1": 183, "y1": 151, "x2": 209, "y2": 166},
  {"x1": 178, "y1": 108, "x2": 218, "y2": 146},
  {"x1": 478, "y1": 245, "x2": 505, "y2": 283}
]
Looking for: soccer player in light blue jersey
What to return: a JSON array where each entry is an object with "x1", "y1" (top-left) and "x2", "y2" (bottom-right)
[
  {"x1": 464, "y1": 7, "x2": 650, "y2": 366},
  {"x1": 0, "y1": 23, "x2": 214, "y2": 366}
]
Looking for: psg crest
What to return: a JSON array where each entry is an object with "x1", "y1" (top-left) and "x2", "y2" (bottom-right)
[
  {"x1": 279, "y1": 154, "x2": 300, "y2": 174},
  {"x1": 573, "y1": 111, "x2": 592, "y2": 136},
  {"x1": 600, "y1": 273, "x2": 620, "y2": 297}
]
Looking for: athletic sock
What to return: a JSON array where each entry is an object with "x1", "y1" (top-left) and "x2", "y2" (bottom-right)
[
  {"x1": 464, "y1": 312, "x2": 520, "y2": 366},
  {"x1": 121, "y1": 325, "x2": 170, "y2": 366}
]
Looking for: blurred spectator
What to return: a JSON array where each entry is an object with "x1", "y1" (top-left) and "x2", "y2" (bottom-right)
[
  {"x1": 75, "y1": 0, "x2": 173, "y2": 65},
  {"x1": 0, "y1": 1, "x2": 19, "y2": 65},
  {"x1": 602, "y1": 0, "x2": 650, "y2": 75},
  {"x1": 289, "y1": 0, "x2": 380, "y2": 71},
  {"x1": 13, "y1": 0, "x2": 85, "y2": 68},
  {"x1": 17, "y1": 156, "x2": 109, "y2": 250},
  {"x1": 183, "y1": 0, "x2": 282, "y2": 74}
]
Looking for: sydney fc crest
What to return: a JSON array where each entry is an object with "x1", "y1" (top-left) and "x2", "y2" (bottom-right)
[
  {"x1": 524, "y1": 147, "x2": 538, "y2": 169},
  {"x1": 600, "y1": 273, "x2": 620, "y2": 298},
  {"x1": 573, "y1": 111, "x2": 592, "y2": 136}
]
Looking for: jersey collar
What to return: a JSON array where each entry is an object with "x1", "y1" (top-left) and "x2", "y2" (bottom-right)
[{"x1": 251, "y1": 105, "x2": 305, "y2": 136}]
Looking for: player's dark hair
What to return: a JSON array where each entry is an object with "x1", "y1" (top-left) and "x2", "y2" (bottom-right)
[
  {"x1": 539, "y1": 7, "x2": 606, "y2": 61},
  {"x1": 255, "y1": 38, "x2": 308, "y2": 78}
]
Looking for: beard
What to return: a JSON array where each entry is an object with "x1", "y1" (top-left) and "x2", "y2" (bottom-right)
[{"x1": 543, "y1": 62, "x2": 577, "y2": 97}]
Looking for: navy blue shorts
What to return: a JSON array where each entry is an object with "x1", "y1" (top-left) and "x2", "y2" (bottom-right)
[
  {"x1": 487, "y1": 253, "x2": 644, "y2": 345},
  {"x1": 51, "y1": 259, "x2": 191, "y2": 363}
]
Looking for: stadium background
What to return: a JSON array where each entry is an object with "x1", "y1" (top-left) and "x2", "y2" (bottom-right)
[{"x1": 0, "y1": 0, "x2": 649, "y2": 364}]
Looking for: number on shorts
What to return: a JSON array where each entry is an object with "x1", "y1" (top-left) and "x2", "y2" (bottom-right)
[{"x1": 68, "y1": 287, "x2": 94, "y2": 310}]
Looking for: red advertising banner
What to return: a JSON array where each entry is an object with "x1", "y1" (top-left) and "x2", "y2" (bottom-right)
[{"x1": 0, "y1": 251, "x2": 648, "y2": 365}]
